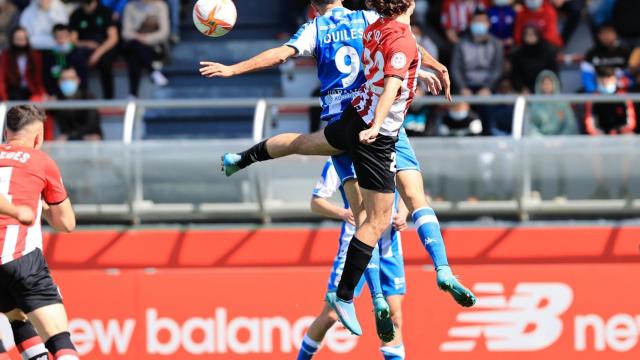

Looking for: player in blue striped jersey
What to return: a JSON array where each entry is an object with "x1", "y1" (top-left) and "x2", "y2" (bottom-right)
[
  {"x1": 298, "y1": 158, "x2": 408, "y2": 360},
  {"x1": 202, "y1": 0, "x2": 475, "y2": 338}
]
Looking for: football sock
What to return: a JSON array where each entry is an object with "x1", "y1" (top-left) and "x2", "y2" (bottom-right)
[
  {"x1": 237, "y1": 139, "x2": 272, "y2": 169},
  {"x1": 337, "y1": 236, "x2": 374, "y2": 301},
  {"x1": 11, "y1": 320, "x2": 49, "y2": 360},
  {"x1": 44, "y1": 332, "x2": 78, "y2": 360},
  {"x1": 296, "y1": 334, "x2": 320, "y2": 360},
  {"x1": 412, "y1": 207, "x2": 449, "y2": 268},
  {"x1": 363, "y1": 246, "x2": 383, "y2": 297},
  {"x1": 380, "y1": 344, "x2": 405, "y2": 359}
]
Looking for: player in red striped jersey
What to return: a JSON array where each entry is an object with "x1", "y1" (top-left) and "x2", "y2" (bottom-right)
[{"x1": 0, "y1": 105, "x2": 80, "y2": 360}]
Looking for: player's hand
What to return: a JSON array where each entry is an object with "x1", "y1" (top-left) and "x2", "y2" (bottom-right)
[
  {"x1": 418, "y1": 70, "x2": 442, "y2": 96},
  {"x1": 392, "y1": 213, "x2": 408, "y2": 231},
  {"x1": 436, "y1": 68, "x2": 452, "y2": 102},
  {"x1": 199, "y1": 62, "x2": 236, "y2": 78},
  {"x1": 359, "y1": 127, "x2": 379, "y2": 145},
  {"x1": 340, "y1": 209, "x2": 356, "y2": 226},
  {"x1": 15, "y1": 206, "x2": 35, "y2": 226}
]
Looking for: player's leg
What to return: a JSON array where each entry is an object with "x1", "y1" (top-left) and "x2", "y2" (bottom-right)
[
  {"x1": 5, "y1": 310, "x2": 49, "y2": 360},
  {"x1": 395, "y1": 132, "x2": 476, "y2": 307},
  {"x1": 331, "y1": 153, "x2": 366, "y2": 227},
  {"x1": 364, "y1": 244, "x2": 394, "y2": 343},
  {"x1": 378, "y1": 241, "x2": 406, "y2": 359},
  {"x1": 380, "y1": 295, "x2": 405, "y2": 360},
  {"x1": 296, "y1": 303, "x2": 338, "y2": 360},
  {"x1": 27, "y1": 304, "x2": 79, "y2": 359}
]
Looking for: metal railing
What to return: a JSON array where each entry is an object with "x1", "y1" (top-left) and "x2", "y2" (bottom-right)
[{"x1": 1, "y1": 94, "x2": 639, "y2": 223}]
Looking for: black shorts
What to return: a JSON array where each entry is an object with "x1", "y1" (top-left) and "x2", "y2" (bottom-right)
[
  {"x1": 324, "y1": 106, "x2": 397, "y2": 193},
  {"x1": 0, "y1": 249, "x2": 63, "y2": 314}
]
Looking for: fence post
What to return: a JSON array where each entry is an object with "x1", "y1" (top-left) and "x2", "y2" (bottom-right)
[
  {"x1": 512, "y1": 96, "x2": 530, "y2": 220},
  {"x1": 0, "y1": 103, "x2": 7, "y2": 143},
  {"x1": 123, "y1": 100, "x2": 137, "y2": 145},
  {"x1": 252, "y1": 99, "x2": 270, "y2": 224}
]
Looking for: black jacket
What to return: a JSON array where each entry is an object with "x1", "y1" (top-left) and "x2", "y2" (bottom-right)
[{"x1": 510, "y1": 40, "x2": 558, "y2": 93}]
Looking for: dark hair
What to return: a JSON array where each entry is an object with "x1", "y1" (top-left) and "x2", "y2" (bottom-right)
[
  {"x1": 596, "y1": 66, "x2": 616, "y2": 78},
  {"x1": 6, "y1": 105, "x2": 46, "y2": 133},
  {"x1": 366, "y1": 0, "x2": 412, "y2": 18},
  {"x1": 53, "y1": 23, "x2": 70, "y2": 33},
  {"x1": 311, "y1": 0, "x2": 338, "y2": 6},
  {"x1": 597, "y1": 23, "x2": 615, "y2": 32},
  {"x1": 473, "y1": 7, "x2": 488, "y2": 17}
]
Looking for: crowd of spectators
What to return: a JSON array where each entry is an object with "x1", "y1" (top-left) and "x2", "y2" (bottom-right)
[
  {"x1": 299, "y1": 0, "x2": 640, "y2": 138},
  {"x1": 0, "y1": 0, "x2": 176, "y2": 140}
]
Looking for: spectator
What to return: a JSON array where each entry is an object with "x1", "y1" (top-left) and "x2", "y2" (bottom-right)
[
  {"x1": 488, "y1": 0, "x2": 516, "y2": 48},
  {"x1": 526, "y1": 70, "x2": 578, "y2": 136},
  {"x1": 403, "y1": 86, "x2": 436, "y2": 136},
  {"x1": 411, "y1": 24, "x2": 439, "y2": 60},
  {"x1": 121, "y1": 0, "x2": 170, "y2": 97},
  {"x1": 510, "y1": 24, "x2": 558, "y2": 93},
  {"x1": 581, "y1": 24, "x2": 631, "y2": 93},
  {"x1": 451, "y1": 9, "x2": 503, "y2": 95},
  {"x1": 43, "y1": 24, "x2": 88, "y2": 96},
  {"x1": 19, "y1": 0, "x2": 69, "y2": 50},
  {"x1": 439, "y1": 102, "x2": 483, "y2": 136},
  {"x1": 54, "y1": 67, "x2": 103, "y2": 141},
  {"x1": 612, "y1": 0, "x2": 640, "y2": 47},
  {"x1": 165, "y1": 0, "x2": 179, "y2": 43},
  {"x1": 485, "y1": 76, "x2": 515, "y2": 135},
  {"x1": 584, "y1": 67, "x2": 636, "y2": 135},
  {"x1": 441, "y1": 0, "x2": 489, "y2": 44},
  {"x1": 514, "y1": 0, "x2": 563, "y2": 48},
  {"x1": 0, "y1": 27, "x2": 46, "y2": 100},
  {"x1": 0, "y1": 0, "x2": 19, "y2": 49},
  {"x1": 70, "y1": 0, "x2": 119, "y2": 99},
  {"x1": 551, "y1": 0, "x2": 585, "y2": 45}
]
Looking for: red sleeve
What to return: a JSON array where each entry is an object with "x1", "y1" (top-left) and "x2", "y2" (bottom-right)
[
  {"x1": 42, "y1": 155, "x2": 68, "y2": 205},
  {"x1": 513, "y1": 10, "x2": 524, "y2": 45},
  {"x1": 441, "y1": 0, "x2": 452, "y2": 30},
  {"x1": 0, "y1": 54, "x2": 8, "y2": 101},
  {"x1": 382, "y1": 34, "x2": 416, "y2": 79},
  {"x1": 30, "y1": 51, "x2": 46, "y2": 97},
  {"x1": 543, "y1": 5, "x2": 563, "y2": 48},
  {"x1": 584, "y1": 102, "x2": 599, "y2": 135}
]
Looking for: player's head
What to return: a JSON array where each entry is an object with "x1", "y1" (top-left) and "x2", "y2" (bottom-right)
[
  {"x1": 310, "y1": 0, "x2": 342, "y2": 13},
  {"x1": 366, "y1": 0, "x2": 415, "y2": 18},
  {"x1": 5, "y1": 105, "x2": 46, "y2": 149}
]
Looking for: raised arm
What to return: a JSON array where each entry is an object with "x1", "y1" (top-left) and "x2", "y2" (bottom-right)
[{"x1": 199, "y1": 45, "x2": 297, "y2": 78}]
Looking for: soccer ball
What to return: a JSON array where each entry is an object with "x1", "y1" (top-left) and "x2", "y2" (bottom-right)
[{"x1": 193, "y1": 0, "x2": 237, "y2": 37}]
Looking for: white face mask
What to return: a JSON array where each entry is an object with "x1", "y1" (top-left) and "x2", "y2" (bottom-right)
[
  {"x1": 493, "y1": 0, "x2": 512, "y2": 6},
  {"x1": 525, "y1": 0, "x2": 543, "y2": 10}
]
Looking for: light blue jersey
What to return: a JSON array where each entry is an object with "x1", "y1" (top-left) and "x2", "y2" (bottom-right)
[
  {"x1": 286, "y1": 7, "x2": 379, "y2": 121},
  {"x1": 312, "y1": 159, "x2": 406, "y2": 296}
]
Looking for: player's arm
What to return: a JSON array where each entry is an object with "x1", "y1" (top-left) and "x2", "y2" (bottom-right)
[
  {"x1": 0, "y1": 197, "x2": 34, "y2": 226},
  {"x1": 417, "y1": 45, "x2": 452, "y2": 102},
  {"x1": 199, "y1": 45, "x2": 297, "y2": 78},
  {"x1": 311, "y1": 196, "x2": 355, "y2": 226},
  {"x1": 42, "y1": 199, "x2": 75, "y2": 233},
  {"x1": 359, "y1": 76, "x2": 404, "y2": 144}
]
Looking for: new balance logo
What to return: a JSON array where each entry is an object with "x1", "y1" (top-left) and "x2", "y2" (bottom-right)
[{"x1": 441, "y1": 282, "x2": 573, "y2": 352}]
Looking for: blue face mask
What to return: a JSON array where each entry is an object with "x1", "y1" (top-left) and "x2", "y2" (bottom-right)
[
  {"x1": 598, "y1": 82, "x2": 617, "y2": 94},
  {"x1": 525, "y1": 0, "x2": 543, "y2": 10},
  {"x1": 494, "y1": 0, "x2": 512, "y2": 6},
  {"x1": 449, "y1": 110, "x2": 469, "y2": 120},
  {"x1": 59, "y1": 80, "x2": 79, "y2": 97},
  {"x1": 470, "y1": 22, "x2": 489, "y2": 37}
]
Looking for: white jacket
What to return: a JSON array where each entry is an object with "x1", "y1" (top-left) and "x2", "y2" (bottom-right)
[{"x1": 19, "y1": 0, "x2": 69, "y2": 50}]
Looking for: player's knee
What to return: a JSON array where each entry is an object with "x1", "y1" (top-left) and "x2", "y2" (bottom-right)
[
  {"x1": 391, "y1": 309, "x2": 403, "y2": 329},
  {"x1": 5, "y1": 309, "x2": 27, "y2": 322}
]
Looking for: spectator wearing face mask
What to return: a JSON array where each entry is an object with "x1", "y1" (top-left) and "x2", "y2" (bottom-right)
[
  {"x1": 54, "y1": 67, "x2": 103, "y2": 141},
  {"x1": 526, "y1": 70, "x2": 578, "y2": 136},
  {"x1": 0, "y1": 27, "x2": 46, "y2": 100},
  {"x1": 451, "y1": 9, "x2": 503, "y2": 96},
  {"x1": 441, "y1": 0, "x2": 489, "y2": 44},
  {"x1": 487, "y1": 0, "x2": 516, "y2": 48},
  {"x1": 43, "y1": 24, "x2": 88, "y2": 97},
  {"x1": 581, "y1": 24, "x2": 631, "y2": 93},
  {"x1": 122, "y1": 0, "x2": 170, "y2": 97},
  {"x1": 514, "y1": 0, "x2": 563, "y2": 48},
  {"x1": 439, "y1": 102, "x2": 483, "y2": 136},
  {"x1": 0, "y1": 0, "x2": 19, "y2": 50},
  {"x1": 19, "y1": 0, "x2": 69, "y2": 50},
  {"x1": 584, "y1": 67, "x2": 636, "y2": 135},
  {"x1": 510, "y1": 24, "x2": 558, "y2": 94},
  {"x1": 70, "y1": 0, "x2": 119, "y2": 99}
]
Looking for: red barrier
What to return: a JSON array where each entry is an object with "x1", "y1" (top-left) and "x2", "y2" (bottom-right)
[{"x1": 29, "y1": 264, "x2": 640, "y2": 359}]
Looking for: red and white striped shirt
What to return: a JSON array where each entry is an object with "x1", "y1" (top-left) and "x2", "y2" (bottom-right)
[
  {"x1": 352, "y1": 18, "x2": 421, "y2": 137},
  {"x1": 0, "y1": 144, "x2": 67, "y2": 264},
  {"x1": 441, "y1": 0, "x2": 489, "y2": 34}
]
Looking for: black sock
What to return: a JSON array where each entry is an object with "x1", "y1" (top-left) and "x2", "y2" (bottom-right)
[
  {"x1": 44, "y1": 332, "x2": 78, "y2": 359},
  {"x1": 237, "y1": 139, "x2": 272, "y2": 169},
  {"x1": 11, "y1": 320, "x2": 49, "y2": 359},
  {"x1": 336, "y1": 236, "x2": 374, "y2": 302}
]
